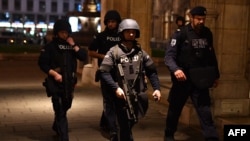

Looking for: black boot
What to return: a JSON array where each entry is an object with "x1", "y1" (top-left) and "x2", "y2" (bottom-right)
[
  {"x1": 164, "y1": 136, "x2": 175, "y2": 141},
  {"x1": 164, "y1": 128, "x2": 175, "y2": 141},
  {"x1": 110, "y1": 132, "x2": 118, "y2": 141},
  {"x1": 99, "y1": 112, "x2": 110, "y2": 134},
  {"x1": 52, "y1": 121, "x2": 59, "y2": 135}
]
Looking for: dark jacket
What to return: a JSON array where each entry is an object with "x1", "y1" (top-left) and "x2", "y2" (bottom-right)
[
  {"x1": 88, "y1": 28, "x2": 120, "y2": 66},
  {"x1": 38, "y1": 37, "x2": 87, "y2": 77},
  {"x1": 99, "y1": 43, "x2": 161, "y2": 118},
  {"x1": 165, "y1": 23, "x2": 220, "y2": 80},
  {"x1": 100, "y1": 43, "x2": 160, "y2": 92}
]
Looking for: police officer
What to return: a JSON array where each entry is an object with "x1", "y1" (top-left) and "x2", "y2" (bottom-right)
[
  {"x1": 38, "y1": 19, "x2": 87, "y2": 141},
  {"x1": 99, "y1": 18, "x2": 161, "y2": 141},
  {"x1": 164, "y1": 6, "x2": 220, "y2": 141},
  {"x1": 88, "y1": 10, "x2": 121, "y2": 135},
  {"x1": 175, "y1": 16, "x2": 185, "y2": 29}
]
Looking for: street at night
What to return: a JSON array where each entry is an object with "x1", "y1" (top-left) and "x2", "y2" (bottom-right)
[{"x1": 0, "y1": 54, "x2": 204, "y2": 141}]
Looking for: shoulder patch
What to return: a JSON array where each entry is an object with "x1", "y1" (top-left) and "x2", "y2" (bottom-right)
[{"x1": 170, "y1": 39, "x2": 176, "y2": 46}]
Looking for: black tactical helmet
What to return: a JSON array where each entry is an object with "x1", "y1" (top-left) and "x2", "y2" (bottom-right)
[
  {"x1": 104, "y1": 10, "x2": 121, "y2": 25},
  {"x1": 53, "y1": 19, "x2": 72, "y2": 35}
]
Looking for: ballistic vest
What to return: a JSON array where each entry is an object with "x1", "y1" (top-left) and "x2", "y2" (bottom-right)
[
  {"x1": 177, "y1": 25, "x2": 214, "y2": 69},
  {"x1": 114, "y1": 45, "x2": 146, "y2": 92},
  {"x1": 50, "y1": 40, "x2": 77, "y2": 79}
]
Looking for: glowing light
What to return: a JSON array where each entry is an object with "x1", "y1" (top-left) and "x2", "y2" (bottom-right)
[{"x1": 69, "y1": 17, "x2": 79, "y2": 32}]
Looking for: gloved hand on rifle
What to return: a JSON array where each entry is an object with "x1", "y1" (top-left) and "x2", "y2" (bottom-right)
[
  {"x1": 116, "y1": 87, "x2": 161, "y2": 101},
  {"x1": 115, "y1": 87, "x2": 126, "y2": 99}
]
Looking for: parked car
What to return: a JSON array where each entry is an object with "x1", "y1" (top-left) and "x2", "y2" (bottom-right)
[{"x1": 0, "y1": 31, "x2": 33, "y2": 44}]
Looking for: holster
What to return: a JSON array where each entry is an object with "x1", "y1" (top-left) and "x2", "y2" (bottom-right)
[{"x1": 42, "y1": 77, "x2": 61, "y2": 97}]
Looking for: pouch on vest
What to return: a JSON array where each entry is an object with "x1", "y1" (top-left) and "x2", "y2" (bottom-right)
[{"x1": 188, "y1": 66, "x2": 217, "y2": 89}]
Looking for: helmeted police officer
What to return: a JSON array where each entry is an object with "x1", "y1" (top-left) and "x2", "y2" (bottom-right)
[
  {"x1": 99, "y1": 18, "x2": 161, "y2": 141},
  {"x1": 88, "y1": 10, "x2": 121, "y2": 136},
  {"x1": 164, "y1": 6, "x2": 220, "y2": 141},
  {"x1": 38, "y1": 19, "x2": 87, "y2": 141}
]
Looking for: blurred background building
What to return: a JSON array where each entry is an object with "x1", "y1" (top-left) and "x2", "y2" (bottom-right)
[{"x1": 0, "y1": 0, "x2": 101, "y2": 45}]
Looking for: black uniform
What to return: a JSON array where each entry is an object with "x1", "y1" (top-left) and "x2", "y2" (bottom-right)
[
  {"x1": 164, "y1": 23, "x2": 220, "y2": 140},
  {"x1": 38, "y1": 37, "x2": 87, "y2": 141},
  {"x1": 100, "y1": 43, "x2": 161, "y2": 141},
  {"x1": 89, "y1": 28, "x2": 120, "y2": 66},
  {"x1": 88, "y1": 28, "x2": 120, "y2": 133}
]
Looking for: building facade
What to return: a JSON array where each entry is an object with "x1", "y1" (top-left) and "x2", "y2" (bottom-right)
[{"x1": 0, "y1": 0, "x2": 86, "y2": 35}]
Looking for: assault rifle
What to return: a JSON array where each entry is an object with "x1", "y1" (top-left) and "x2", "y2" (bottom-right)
[{"x1": 117, "y1": 63, "x2": 138, "y2": 123}]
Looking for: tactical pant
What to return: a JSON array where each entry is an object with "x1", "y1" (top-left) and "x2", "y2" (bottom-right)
[
  {"x1": 52, "y1": 92, "x2": 73, "y2": 141},
  {"x1": 100, "y1": 79, "x2": 118, "y2": 135},
  {"x1": 165, "y1": 80, "x2": 219, "y2": 140},
  {"x1": 115, "y1": 98, "x2": 135, "y2": 141}
]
